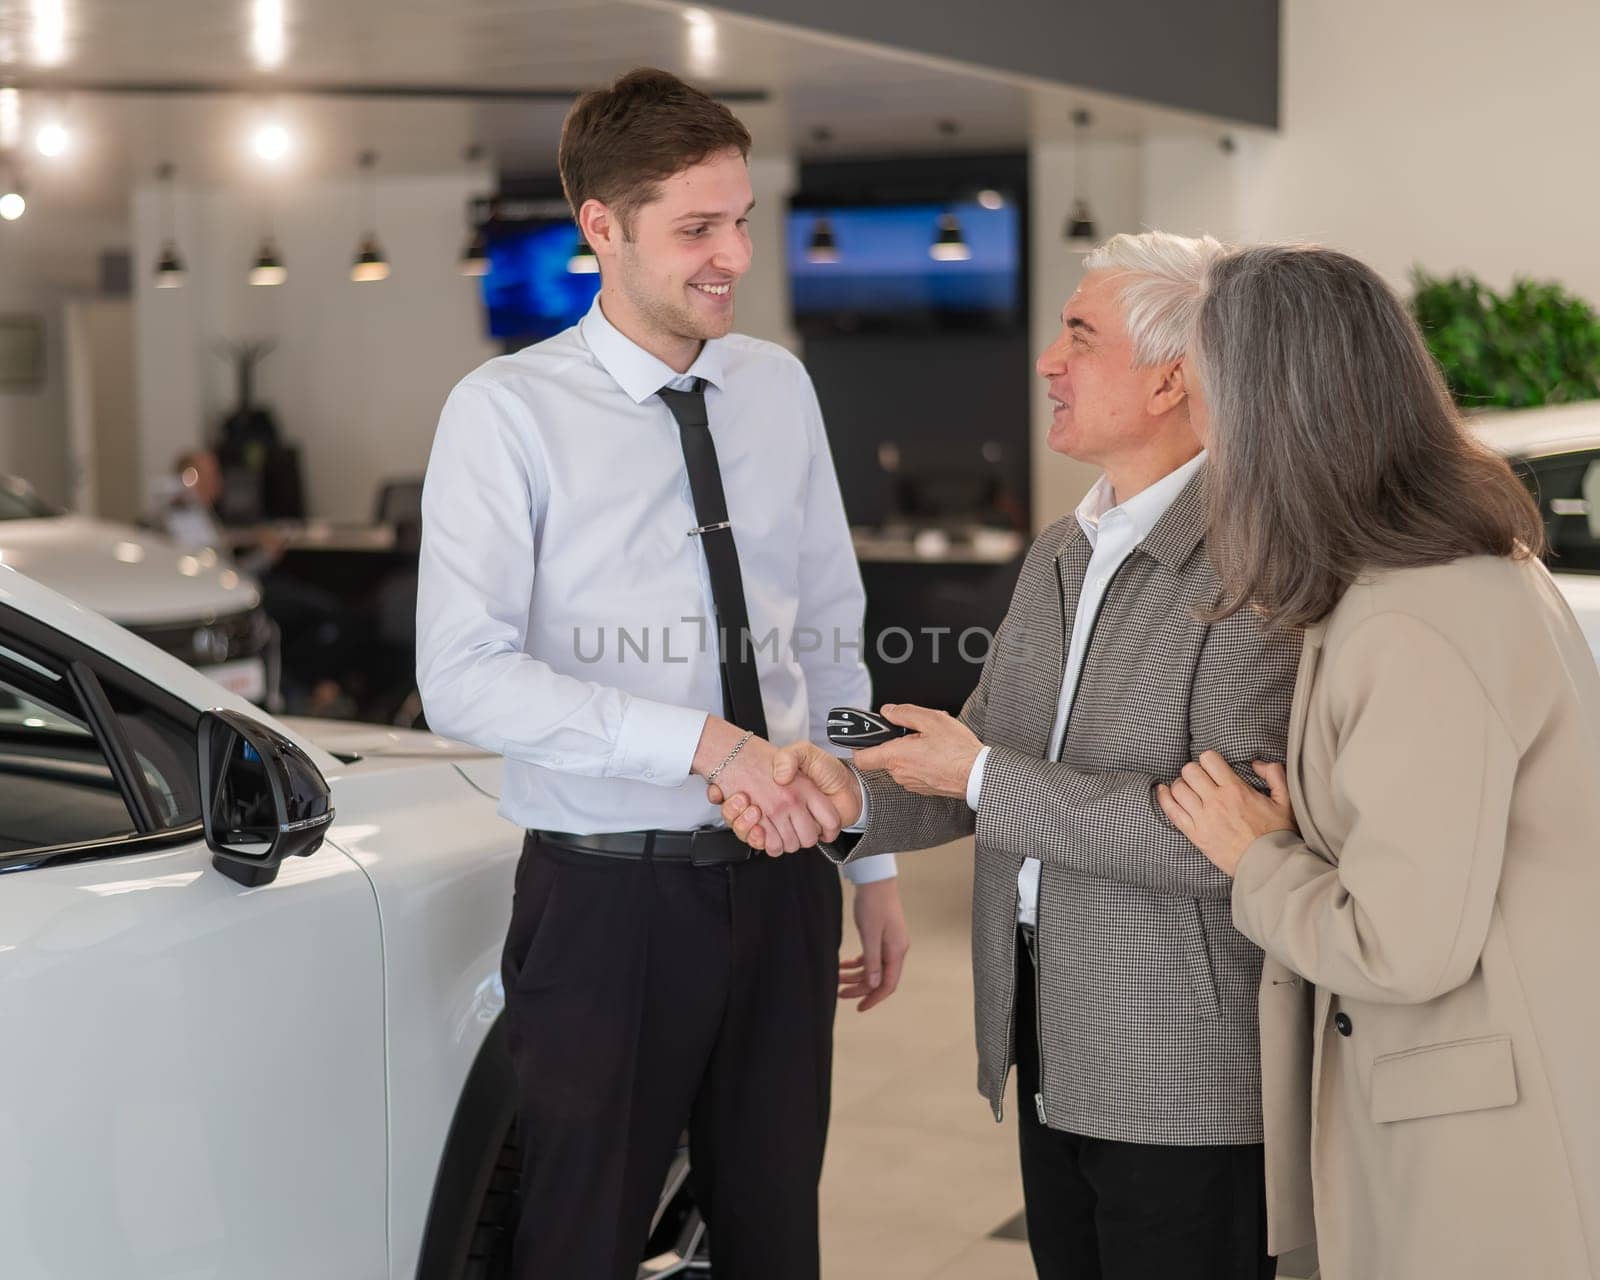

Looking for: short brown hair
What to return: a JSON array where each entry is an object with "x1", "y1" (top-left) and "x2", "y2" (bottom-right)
[
  {"x1": 1195, "y1": 244, "x2": 1545, "y2": 630},
  {"x1": 558, "y1": 68, "x2": 751, "y2": 236}
]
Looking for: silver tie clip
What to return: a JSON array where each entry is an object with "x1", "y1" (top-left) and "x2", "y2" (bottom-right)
[{"x1": 687, "y1": 521, "x2": 731, "y2": 537}]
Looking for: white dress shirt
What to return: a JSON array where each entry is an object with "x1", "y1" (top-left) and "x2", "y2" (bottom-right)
[
  {"x1": 417, "y1": 296, "x2": 895, "y2": 884},
  {"x1": 965, "y1": 451, "x2": 1207, "y2": 925}
]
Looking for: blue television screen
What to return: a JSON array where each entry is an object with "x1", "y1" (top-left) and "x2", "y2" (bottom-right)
[
  {"x1": 787, "y1": 201, "x2": 1020, "y2": 331},
  {"x1": 480, "y1": 220, "x2": 601, "y2": 342}
]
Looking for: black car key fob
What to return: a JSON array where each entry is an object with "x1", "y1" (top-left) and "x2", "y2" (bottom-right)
[{"x1": 827, "y1": 707, "x2": 910, "y2": 749}]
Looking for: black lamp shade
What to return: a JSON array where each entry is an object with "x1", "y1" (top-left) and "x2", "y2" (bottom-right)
[
  {"x1": 351, "y1": 233, "x2": 391, "y2": 282},
  {"x1": 929, "y1": 212, "x2": 972, "y2": 262},
  {"x1": 806, "y1": 216, "x2": 839, "y2": 264},
  {"x1": 154, "y1": 241, "x2": 187, "y2": 288},
  {"x1": 1065, "y1": 200, "x2": 1098, "y2": 242},
  {"x1": 249, "y1": 239, "x2": 286, "y2": 286}
]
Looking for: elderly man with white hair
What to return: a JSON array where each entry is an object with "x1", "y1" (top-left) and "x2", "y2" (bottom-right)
[{"x1": 712, "y1": 232, "x2": 1301, "y2": 1278}]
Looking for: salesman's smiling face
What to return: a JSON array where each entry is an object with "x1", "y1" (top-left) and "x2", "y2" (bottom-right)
[
  {"x1": 1036, "y1": 270, "x2": 1178, "y2": 469},
  {"x1": 606, "y1": 148, "x2": 754, "y2": 354}
]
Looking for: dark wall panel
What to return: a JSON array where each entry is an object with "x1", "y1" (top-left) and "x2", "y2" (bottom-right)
[
  {"x1": 715, "y1": 0, "x2": 1279, "y2": 127},
  {"x1": 808, "y1": 331, "x2": 1032, "y2": 529}
]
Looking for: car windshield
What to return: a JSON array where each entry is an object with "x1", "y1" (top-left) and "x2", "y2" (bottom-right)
[{"x1": 0, "y1": 477, "x2": 57, "y2": 520}]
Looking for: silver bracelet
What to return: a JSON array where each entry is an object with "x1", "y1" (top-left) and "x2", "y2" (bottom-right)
[{"x1": 707, "y1": 730, "x2": 754, "y2": 787}]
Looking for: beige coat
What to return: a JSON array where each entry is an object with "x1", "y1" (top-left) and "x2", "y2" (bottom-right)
[{"x1": 1233, "y1": 555, "x2": 1600, "y2": 1279}]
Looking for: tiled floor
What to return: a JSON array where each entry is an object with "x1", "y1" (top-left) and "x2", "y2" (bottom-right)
[{"x1": 820, "y1": 836, "x2": 1317, "y2": 1280}]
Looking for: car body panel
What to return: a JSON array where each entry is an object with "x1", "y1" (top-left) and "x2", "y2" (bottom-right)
[
  {"x1": 0, "y1": 838, "x2": 389, "y2": 1278},
  {"x1": 282, "y1": 716, "x2": 494, "y2": 763},
  {"x1": 0, "y1": 514, "x2": 260, "y2": 624},
  {"x1": 0, "y1": 563, "x2": 525, "y2": 1278},
  {"x1": 323, "y1": 764, "x2": 518, "y2": 1280},
  {"x1": 1473, "y1": 402, "x2": 1600, "y2": 666},
  {"x1": 1471, "y1": 399, "x2": 1600, "y2": 462}
]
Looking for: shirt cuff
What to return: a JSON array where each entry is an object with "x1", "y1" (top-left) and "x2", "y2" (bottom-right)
[
  {"x1": 842, "y1": 852, "x2": 897, "y2": 884},
  {"x1": 609, "y1": 699, "x2": 708, "y2": 787},
  {"x1": 845, "y1": 771, "x2": 868, "y2": 832},
  {"x1": 965, "y1": 745, "x2": 992, "y2": 811}
]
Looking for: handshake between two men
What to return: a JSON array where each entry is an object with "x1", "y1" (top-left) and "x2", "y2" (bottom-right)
[{"x1": 701, "y1": 703, "x2": 985, "y2": 853}]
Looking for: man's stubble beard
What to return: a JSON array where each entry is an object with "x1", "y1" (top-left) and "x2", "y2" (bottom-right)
[{"x1": 617, "y1": 242, "x2": 731, "y2": 345}]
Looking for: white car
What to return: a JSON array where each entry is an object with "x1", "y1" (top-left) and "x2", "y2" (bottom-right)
[
  {"x1": 0, "y1": 567, "x2": 704, "y2": 1278},
  {"x1": 0, "y1": 475, "x2": 278, "y2": 705},
  {"x1": 1473, "y1": 400, "x2": 1600, "y2": 662}
]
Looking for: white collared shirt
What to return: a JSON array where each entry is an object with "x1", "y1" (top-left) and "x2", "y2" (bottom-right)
[
  {"x1": 417, "y1": 296, "x2": 895, "y2": 883},
  {"x1": 966, "y1": 450, "x2": 1207, "y2": 925}
]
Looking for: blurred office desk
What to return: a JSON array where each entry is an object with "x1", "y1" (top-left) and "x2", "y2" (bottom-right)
[
  {"x1": 228, "y1": 519, "x2": 402, "y2": 555},
  {"x1": 851, "y1": 526, "x2": 1026, "y2": 713},
  {"x1": 225, "y1": 520, "x2": 1024, "y2": 719},
  {"x1": 852, "y1": 526, "x2": 1024, "y2": 566},
  {"x1": 227, "y1": 520, "x2": 419, "y2": 722}
]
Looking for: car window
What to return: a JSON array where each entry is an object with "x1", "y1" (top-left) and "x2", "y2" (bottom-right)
[
  {"x1": 100, "y1": 678, "x2": 200, "y2": 828},
  {"x1": 1520, "y1": 449, "x2": 1600, "y2": 574},
  {"x1": 0, "y1": 664, "x2": 137, "y2": 854}
]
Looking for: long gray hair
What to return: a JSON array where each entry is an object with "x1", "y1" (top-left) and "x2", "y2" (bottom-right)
[{"x1": 1193, "y1": 245, "x2": 1545, "y2": 629}]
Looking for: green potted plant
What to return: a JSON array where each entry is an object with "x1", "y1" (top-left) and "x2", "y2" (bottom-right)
[{"x1": 1411, "y1": 269, "x2": 1600, "y2": 409}]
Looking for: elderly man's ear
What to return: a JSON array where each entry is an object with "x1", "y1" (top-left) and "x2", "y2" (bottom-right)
[{"x1": 1146, "y1": 357, "x2": 1190, "y2": 418}]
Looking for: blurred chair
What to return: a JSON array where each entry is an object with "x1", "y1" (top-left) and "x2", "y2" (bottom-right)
[
  {"x1": 373, "y1": 478, "x2": 425, "y2": 552},
  {"x1": 373, "y1": 477, "x2": 424, "y2": 528}
]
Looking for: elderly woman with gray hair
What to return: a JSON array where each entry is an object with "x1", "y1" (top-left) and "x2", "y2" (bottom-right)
[{"x1": 1158, "y1": 245, "x2": 1600, "y2": 1279}]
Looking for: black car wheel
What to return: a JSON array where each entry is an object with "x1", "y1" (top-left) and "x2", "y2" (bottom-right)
[{"x1": 419, "y1": 1019, "x2": 712, "y2": 1280}]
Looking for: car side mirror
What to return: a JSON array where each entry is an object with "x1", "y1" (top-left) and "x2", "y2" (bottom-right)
[{"x1": 198, "y1": 708, "x2": 335, "y2": 887}]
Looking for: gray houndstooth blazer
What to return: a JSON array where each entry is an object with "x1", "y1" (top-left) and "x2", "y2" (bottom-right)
[{"x1": 829, "y1": 472, "x2": 1300, "y2": 1144}]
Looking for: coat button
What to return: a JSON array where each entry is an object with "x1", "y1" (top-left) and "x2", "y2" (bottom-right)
[{"x1": 1334, "y1": 1012, "x2": 1353, "y2": 1037}]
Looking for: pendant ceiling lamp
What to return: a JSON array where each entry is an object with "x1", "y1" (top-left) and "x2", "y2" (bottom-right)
[
  {"x1": 1064, "y1": 109, "x2": 1098, "y2": 244},
  {"x1": 350, "y1": 149, "x2": 390, "y2": 282},
  {"x1": 805, "y1": 216, "x2": 839, "y2": 264},
  {"x1": 929, "y1": 211, "x2": 972, "y2": 262},
  {"x1": 249, "y1": 237, "x2": 286, "y2": 286},
  {"x1": 153, "y1": 162, "x2": 186, "y2": 288},
  {"x1": 567, "y1": 238, "x2": 599, "y2": 274}
]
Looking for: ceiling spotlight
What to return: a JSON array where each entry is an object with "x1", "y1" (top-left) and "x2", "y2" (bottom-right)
[
  {"x1": 684, "y1": 6, "x2": 718, "y2": 75},
  {"x1": 0, "y1": 190, "x2": 25, "y2": 221},
  {"x1": 805, "y1": 216, "x2": 839, "y2": 265},
  {"x1": 929, "y1": 211, "x2": 971, "y2": 262},
  {"x1": 976, "y1": 189, "x2": 1005, "y2": 211},
  {"x1": 32, "y1": 0, "x2": 66, "y2": 67},
  {"x1": 459, "y1": 227, "x2": 490, "y2": 277},
  {"x1": 252, "y1": 123, "x2": 290, "y2": 163},
  {"x1": 35, "y1": 122, "x2": 68, "y2": 158},
  {"x1": 251, "y1": 0, "x2": 286, "y2": 70},
  {"x1": 567, "y1": 238, "x2": 599, "y2": 275},
  {"x1": 249, "y1": 238, "x2": 286, "y2": 286}
]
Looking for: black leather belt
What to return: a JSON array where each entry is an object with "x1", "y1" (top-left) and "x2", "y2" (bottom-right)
[{"x1": 531, "y1": 826, "x2": 755, "y2": 866}]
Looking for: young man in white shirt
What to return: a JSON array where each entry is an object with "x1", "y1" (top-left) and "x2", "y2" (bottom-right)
[{"x1": 417, "y1": 67, "x2": 907, "y2": 1280}]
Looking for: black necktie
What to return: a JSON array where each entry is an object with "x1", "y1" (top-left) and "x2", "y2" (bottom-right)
[{"x1": 658, "y1": 378, "x2": 770, "y2": 740}]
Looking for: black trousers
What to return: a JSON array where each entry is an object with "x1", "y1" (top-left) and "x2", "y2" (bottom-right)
[
  {"x1": 502, "y1": 833, "x2": 843, "y2": 1280},
  {"x1": 1014, "y1": 931, "x2": 1276, "y2": 1280}
]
